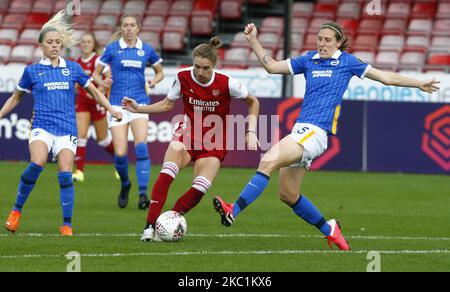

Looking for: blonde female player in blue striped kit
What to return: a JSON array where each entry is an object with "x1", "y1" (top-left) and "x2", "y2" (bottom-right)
[
  {"x1": 213, "y1": 22, "x2": 440, "y2": 250},
  {"x1": 0, "y1": 11, "x2": 122, "y2": 236}
]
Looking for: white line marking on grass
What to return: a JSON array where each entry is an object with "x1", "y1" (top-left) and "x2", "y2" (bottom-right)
[
  {"x1": 1, "y1": 233, "x2": 450, "y2": 241},
  {"x1": 1, "y1": 250, "x2": 450, "y2": 260}
]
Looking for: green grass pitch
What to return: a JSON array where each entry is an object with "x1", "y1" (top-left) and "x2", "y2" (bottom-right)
[{"x1": 0, "y1": 161, "x2": 449, "y2": 272}]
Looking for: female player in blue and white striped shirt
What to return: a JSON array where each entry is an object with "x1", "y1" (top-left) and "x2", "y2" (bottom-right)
[
  {"x1": 0, "y1": 11, "x2": 122, "y2": 236},
  {"x1": 214, "y1": 22, "x2": 440, "y2": 250},
  {"x1": 92, "y1": 14, "x2": 164, "y2": 210}
]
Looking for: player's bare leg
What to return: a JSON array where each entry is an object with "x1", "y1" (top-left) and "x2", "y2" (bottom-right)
[
  {"x1": 142, "y1": 141, "x2": 192, "y2": 242},
  {"x1": 173, "y1": 157, "x2": 221, "y2": 215}
]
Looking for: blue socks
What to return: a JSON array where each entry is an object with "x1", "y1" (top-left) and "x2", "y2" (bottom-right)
[
  {"x1": 135, "y1": 143, "x2": 151, "y2": 196},
  {"x1": 114, "y1": 155, "x2": 131, "y2": 187},
  {"x1": 292, "y1": 195, "x2": 331, "y2": 236},
  {"x1": 13, "y1": 163, "x2": 44, "y2": 212},
  {"x1": 58, "y1": 172, "x2": 74, "y2": 227},
  {"x1": 233, "y1": 172, "x2": 270, "y2": 218}
]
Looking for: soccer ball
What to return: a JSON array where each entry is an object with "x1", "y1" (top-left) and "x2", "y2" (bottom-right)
[{"x1": 155, "y1": 211, "x2": 188, "y2": 242}]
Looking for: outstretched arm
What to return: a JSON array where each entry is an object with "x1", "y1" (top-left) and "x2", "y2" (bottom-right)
[
  {"x1": 365, "y1": 67, "x2": 440, "y2": 93},
  {"x1": 0, "y1": 90, "x2": 26, "y2": 119},
  {"x1": 85, "y1": 83, "x2": 122, "y2": 122},
  {"x1": 243, "y1": 93, "x2": 260, "y2": 151},
  {"x1": 122, "y1": 96, "x2": 175, "y2": 114},
  {"x1": 244, "y1": 23, "x2": 291, "y2": 75}
]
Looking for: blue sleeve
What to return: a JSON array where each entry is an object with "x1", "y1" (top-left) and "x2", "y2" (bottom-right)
[
  {"x1": 74, "y1": 63, "x2": 91, "y2": 88},
  {"x1": 348, "y1": 54, "x2": 371, "y2": 79},
  {"x1": 99, "y1": 44, "x2": 113, "y2": 66},
  {"x1": 289, "y1": 53, "x2": 309, "y2": 75},
  {"x1": 147, "y1": 46, "x2": 162, "y2": 67},
  {"x1": 17, "y1": 66, "x2": 32, "y2": 93}
]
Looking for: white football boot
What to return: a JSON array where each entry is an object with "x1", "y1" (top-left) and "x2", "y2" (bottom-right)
[{"x1": 141, "y1": 226, "x2": 162, "y2": 242}]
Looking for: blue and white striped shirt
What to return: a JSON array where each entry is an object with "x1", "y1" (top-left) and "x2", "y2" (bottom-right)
[
  {"x1": 17, "y1": 57, "x2": 91, "y2": 136},
  {"x1": 289, "y1": 50, "x2": 371, "y2": 135},
  {"x1": 98, "y1": 38, "x2": 162, "y2": 106}
]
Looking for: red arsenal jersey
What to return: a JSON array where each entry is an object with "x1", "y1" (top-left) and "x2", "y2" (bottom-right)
[
  {"x1": 76, "y1": 53, "x2": 98, "y2": 103},
  {"x1": 168, "y1": 67, "x2": 249, "y2": 151}
]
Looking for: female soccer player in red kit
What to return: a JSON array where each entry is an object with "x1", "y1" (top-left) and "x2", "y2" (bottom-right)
[
  {"x1": 122, "y1": 37, "x2": 260, "y2": 241},
  {"x1": 73, "y1": 32, "x2": 115, "y2": 182}
]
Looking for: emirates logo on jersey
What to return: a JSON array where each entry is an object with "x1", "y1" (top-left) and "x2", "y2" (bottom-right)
[{"x1": 189, "y1": 97, "x2": 220, "y2": 112}]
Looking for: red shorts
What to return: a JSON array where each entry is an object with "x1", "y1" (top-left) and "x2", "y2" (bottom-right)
[
  {"x1": 75, "y1": 95, "x2": 107, "y2": 122},
  {"x1": 187, "y1": 148, "x2": 228, "y2": 163}
]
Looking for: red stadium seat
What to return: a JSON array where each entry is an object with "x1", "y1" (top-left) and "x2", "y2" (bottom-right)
[
  {"x1": 124, "y1": 1, "x2": 148, "y2": 15},
  {"x1": 220, "y1": 0, "x2": 244, "y2": 20},
  {"x1": 379, "y1": 35, "x2": 405, "y2": 52},
  {"x1": 433, "y1": 19, "x2": 450, "y2": 36},
  {"x1": 291, "y1": 17, "x2": 308, "y2": 33},
  {"x1": 191, "y1": 11, "x2": 214, "y2": 36},
  {"x1": 399, "y1": 51, "x2": 425, "y2": 71},
  {"x1": 79, "y1": 0, "x2": 102, "y2": 15},
  {"x1": 94, "y1": 30, "x2": 113, "y2": 47},
  {"x1": 436, "y1": 3, "x2": 450, "y2": 19},
  {"x1": 17, "y1": 29, "x2": 40, "y2": 45},
  {"x1": 32, "y1": 0, "x2": 55, "y2": 13},
  {"x1": 53, "y1": 0, "x2": 67, "y2": 13},
  {"x1": 353, "y1": 34, "x2": 379, "y2": 51},
  {"x1": 1, "y1": 14, "x2": 26, "y2": 29},
  {"x1": 93, "y1": 15, "x2": 118, "y2": 30},
  {"x1": 425, "y1": 54, "x2": 450, "y2": 71},
  {"x1": 375, "y1": 51, "x2": 399, "y2": 70},
  {"x1": 0, "y1": 0, "x2": 10, "y2": 14},
  {"x1": 408, "y1": 19, "x2": 433, "y2": 35},
  {"x1": 404, "y1": 35, "x2": 430, "y2": 52},
  {"x1": 9, "y1": 44, "x2": 34, "y2": 63},
  {"x1": 258, "y1": 32, "x2": 281, "y2": 50},
  {"x1": 147, "y1": 0, "x2": 171, "y2": 17},
  {"x1": 140, "y1": 31, "x2": 160, "y2": 51},
  {"x1": 353, "y1": 51, "x2": 375, "y2": 64},
  {"x1": 337, "y1": 2, "x2": 361, "y2": 19},
  {"x1": 194, "y1": 0, "x2": 219, "y2": 14},
  {"x1": 386, "y1": 2, "x2": 410, "y2": 19},
  {"x1": 411, "y1": 2, "x2": 436, "y2": 19},
  {"x1": 162, "y1": 28, "x2": 186, "y2": 53},
  {"x1": 358, "y1": 19, "x2": 383, "y2": 34},
  {"x1": 230, "y1": 32, "x2": 250, "y2": 49},
  {"x1": 292, "y1": 2, "x2": 314, "y2": 18},
  {"x1": 430, "y1": 36, "x2": 450, "y2": 54},
  {"x1": 24, "y1": 13, "x2": 50, "y2": 29},
  {"x1": 337, "y1": 19, "x2": 359, "y2": 36},
  {"x1": 165, "y1": 16, "x2": 189, "y2": 32},
  {"x1": 142, "y1": 14, "x2": 166, "y2": 35},
  {"x1": 0, "y1": 14, "x2": 3, "y2": 24},
  {"x1": 381, "y1": 19, "x2": 406, "y2": 34},
  {"x1": 170, "y1": 0, "x2": 193, "y2": 17},
  {"x1": 222, "y1": 48, "x2": 249, "y2": 69},
  {"x1": 100, "y1": 0, "x2": 123, "y2": 16},
  {"x1": 308, "y1": 18, "x2": 334, "y2": 34},
  {"x1": 72, "y1": 15, "x2": 94, "y2": 31},
  {"x1": 314, "y1": 3, "x2": 337, "y2": 19},
  {"x1": 260, "y1": 17, "x2": 284, "y2": 34},
  {"x1": 0, "y1": 44, "x2": 11, "y2": 63},
  {"x1": 8, "y1": 0, "x2": 32, "y2": 14}
]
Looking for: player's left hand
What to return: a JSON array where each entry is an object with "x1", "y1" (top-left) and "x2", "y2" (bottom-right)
[
  {"x1": 121, "y1": 97, "x2": 140, "y2": 113},
  {"x1": 111, "y1": 110, "x2": 123, "y2": 122},
  {"x1": 246, "y1": 131, "x2": 260, "y2": 151},
  {"x1": 419, "y1": 78, "x2": 440, "y2": 93}
]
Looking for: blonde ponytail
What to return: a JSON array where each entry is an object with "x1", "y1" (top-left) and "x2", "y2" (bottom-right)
[{"x1": 39, "y1": 10, "x2": 77, "y2": 48}]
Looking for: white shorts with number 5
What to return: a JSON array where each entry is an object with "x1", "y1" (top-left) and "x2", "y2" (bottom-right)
[
  {"x1": 29, "y1": 128, "x2": 78, "y2": 157},
  {"x1": 288, "y1": 123, "x2": 328, "y2": 169}
]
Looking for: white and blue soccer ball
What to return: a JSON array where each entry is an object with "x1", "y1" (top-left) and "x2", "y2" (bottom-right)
[{"x1": 155, "y1": 211, "x2": 188, "y2": 242}]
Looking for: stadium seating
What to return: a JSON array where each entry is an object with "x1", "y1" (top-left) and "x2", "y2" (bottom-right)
[
  {"x1": 220, "y1": 0, "x2": 244, "y2": 20},
  {"x1": 292, "y1": 2, "x2": 314, "y2": 17},
  {"x1": 80, "y1": 0, "x2": 102, "y2": 15},
  {"x1": 375, "y1": 51, "x2": 400, "y2": 70},
  {"x1": 162, "y1": 27, "x2": 186, "y2": 52},
  {"x1": 191, "y1": 10, "x2": 214, "y2": 36},
  {"x1": 170, "y1": 0, "x2": 193, "y2": 17},
  {"x1": 17, "y1": 28, "x2": 40, "y2": 45},
  {"x1": 9, "y1": 44, "x2": 34, "y2": 63},
  {"x1": 1, "y1": 13, "x2": 26, "y2": 29},
  {"x1": 399, "y1": 51, "x2": 425, "y2": 71},
  {"x1": 0, "y1": 28, "x2": 18, "y2": 45},
  {"x1": 8, "y1": 0, "x2": 32, "y2": 14},
  {"x1": 222, "y1": 47, "x2": 249, "y2": 68},
  {"x1": 100, "y1": 0, "x2": 123, "y2": 16},
  {"x1": 32, "y1": 0, "x2": 55, "y2": 13},
  {"x1": 52, "y1": 0, "x2": 67, "y2": 14},
  {"x1": 0, "y1": 44, "x2": 11, "y2": 62},
  {"x1": 353, "y1": 50, "x2": 375, "y2": 64},
  {"x1": 93, "y1": 14, "x2": 118, "y2": 30}
]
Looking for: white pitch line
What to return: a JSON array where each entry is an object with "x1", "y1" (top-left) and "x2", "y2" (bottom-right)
[
  {"x1": 1, "y1": 233, "x2": 450, "y2": 241},
  {"x1": 1, "y1": 250, "x2": 450, "y2": 260}
]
